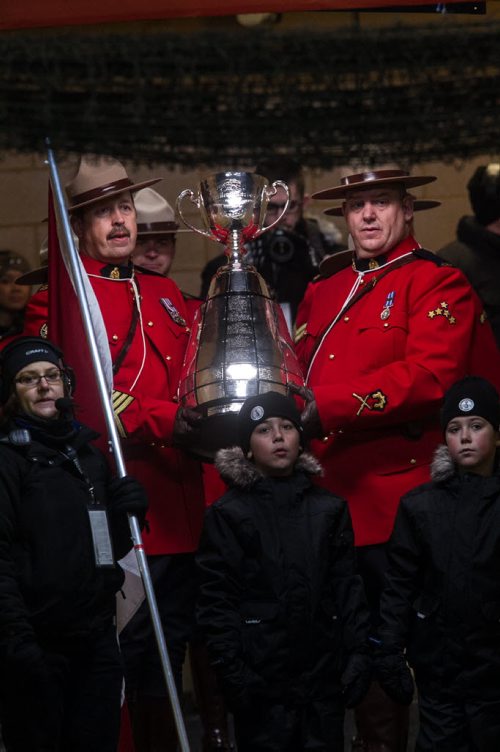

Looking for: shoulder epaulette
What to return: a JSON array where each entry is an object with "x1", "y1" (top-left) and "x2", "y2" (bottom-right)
[{"x1": 412, "y1": 248, "x2": 452, "y2": 267}]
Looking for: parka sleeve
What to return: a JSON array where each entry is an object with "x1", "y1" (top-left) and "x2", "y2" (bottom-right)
[
  {"x1": 0, "y1": 465, "x2": 38, "y2": 650},
  {"x1": 196, "y1": 503, "x2": 265, "y2": 699},
  {"x1": 378, "y1": 498, "x2": 422, "y2": 649},
  {"x1": 330, "y1": 501, "x2": 371, "y2": 652}
]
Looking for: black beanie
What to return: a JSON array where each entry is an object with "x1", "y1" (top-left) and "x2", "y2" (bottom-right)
[
  {"x1": 0, "y1": 337, "x2": 63, "y2": 402},
  {"x1": 238, "y1": 391, "x2": 303, "y2": 453},
  {"x1": 440, "y1": 376, "x2": 500, "y2": 432},
  {"x1": 467, "y1": 165, "x2": 500, "y2": 227}
]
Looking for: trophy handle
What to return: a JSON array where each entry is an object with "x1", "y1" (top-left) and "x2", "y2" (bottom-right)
[
  {"x1": 258, "y1": 180, "x2": 290, "y2": 237},
  {"x1": 176, "y1": 189, "x2": 214, "y2": 240}
]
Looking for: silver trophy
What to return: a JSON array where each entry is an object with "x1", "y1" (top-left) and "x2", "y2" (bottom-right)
[{"x1": 177, "y1": 171, "x2": 304, "y2": 459}]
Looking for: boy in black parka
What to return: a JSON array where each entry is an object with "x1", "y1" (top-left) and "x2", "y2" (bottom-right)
[
  {"x1": 376, "y1": 376, "x2": 500, "y2": 751},
  {"x1": 196, "y1": 391, "x2": 372, "y2": 752}
]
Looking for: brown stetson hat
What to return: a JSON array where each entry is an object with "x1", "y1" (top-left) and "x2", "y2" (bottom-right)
[
  {"x1": 134, "y1": 187, "x2": 189, "y2": 236},
  {"x1": 324, "y1": 198, "x2": 442, "y2": 217},
  {"x1": 312, "y1": 169, "x2": 436, "y2": 201},
  {"x1": 66, "y1": 156, "x2": 161, "y2": 213}
]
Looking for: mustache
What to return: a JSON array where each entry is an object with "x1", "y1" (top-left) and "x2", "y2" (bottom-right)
[{"x1": 108, "y1": 225, "x2": 130, "y2": 239}]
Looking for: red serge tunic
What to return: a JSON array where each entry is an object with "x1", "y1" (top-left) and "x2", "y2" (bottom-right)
[
  {"x1": 23, "y1": 256, "x2": 204, "y2": 556},
  {"x1": 295, "y1": 236, "x2": 500, "y2": 547}
]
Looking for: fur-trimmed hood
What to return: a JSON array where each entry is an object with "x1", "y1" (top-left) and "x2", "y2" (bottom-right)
[
  {"x1": 431, "y1": 443, "x2": 500, "y2": 483},
  {"x1": 214, "y1": 446, "x2": 323, "y2": 490},
  {"x1": 430, "y1": 444, "x2": 456, "y2": 483}
]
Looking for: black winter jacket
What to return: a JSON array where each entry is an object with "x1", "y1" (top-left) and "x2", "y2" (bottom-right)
[
  {"x1": 196, "y1": 448, "x2": 370, "y2": 706},
  {"x1": 0, "y1": 418, "x2": 130, "y2": 653},
  {"x1": 379, "y1": 445, "x2": 500, "y2": 698}
]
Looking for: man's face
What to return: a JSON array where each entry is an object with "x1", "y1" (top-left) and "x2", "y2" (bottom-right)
[
  {"x1": 72, "y1": 192, "x2": 137, "y2": 264},
  {"x1": 132, "y1": 236, "x2": 176, "y2": 276},
  {"x1": 0, "y1": 270, "x2": 31, "y2": 312},
  {"x1": 343, "y1": 186, "x2": 413, "y2": 258},
  {"x1": 265, "y1": 181, "x2": 304, "y2": 231}
]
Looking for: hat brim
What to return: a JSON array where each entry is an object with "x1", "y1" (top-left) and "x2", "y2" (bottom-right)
[
  {"x1": 312, "y1": 175, "x2": 436, "y2": 201},
  {"x1": 136, "y1": 228, "x2": 191, "y2": 237},
  {"x1": 68, "y1": 177, "x2": 162, "y2": 213},
  {"x1": 15, "y1": 267, "x2": 48, "y2": 286},
  {"x1": 324, "y1": 198, "x2": 441, "y2": 217}
]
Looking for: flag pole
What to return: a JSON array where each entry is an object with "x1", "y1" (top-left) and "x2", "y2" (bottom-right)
[{"x1": 45, "y1": 141, "x2": 191, "y2": 752}]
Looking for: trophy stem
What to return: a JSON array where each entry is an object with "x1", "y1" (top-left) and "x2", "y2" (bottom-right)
[{"x1": 228, "y1": 228, "x2": 243, "y2": 262}]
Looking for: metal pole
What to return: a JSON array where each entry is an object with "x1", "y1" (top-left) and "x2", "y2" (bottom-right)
[{"x1": 46, "y1": 141, "x2": 191, "y2": 752}]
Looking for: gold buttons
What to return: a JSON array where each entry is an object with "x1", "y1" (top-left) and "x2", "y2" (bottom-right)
[
  {"x1": 344, "y1": 316, "x2": 349, "y2": 322},
  {"x1": 112, "y1": 334, "x2": 118, "y2": 341},
  {"x1": 329, "y1": 354, "x2": 335, "y2": 360},
  {"x1": 150, "y1": 441, "x2": 156, "y2": 447},
  {"x1": 322, "y1": 436, "x2": 329, "y2": 443},
  {"x1": 148, "y1": 321, "x2": 154, "y2": 327},
  {"x1": 384, "y1": 323, "x2": 389, "y2": 328},
  {"x1": 337, "y1": 429, "x2": 343, "y2": 435},
  {"x1": 173, "y1": 395, "x2": 179, "y2": 402},
  {"x1": 165, "y1": 355, "x2": 172, "y2": 361},
  {"x1": 410, "y1": 458, "x2": 416, "y2": 465}
]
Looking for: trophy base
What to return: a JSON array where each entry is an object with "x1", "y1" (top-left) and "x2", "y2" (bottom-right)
[{"x1": 188, "y1": 411, "x2": 241, "y2": 462}]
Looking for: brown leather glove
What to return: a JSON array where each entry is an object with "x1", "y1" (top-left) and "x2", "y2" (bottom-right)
[{"x1": 172, "y1": 405, "x2": 203, "y2": 449}]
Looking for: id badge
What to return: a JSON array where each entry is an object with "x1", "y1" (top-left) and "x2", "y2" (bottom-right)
[{"x1": 87, "y1": 505, "x2": 115, "y2": 568}]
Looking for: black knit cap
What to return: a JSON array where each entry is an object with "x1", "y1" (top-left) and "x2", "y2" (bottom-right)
[
  {"x1": 0, "y1": 336, "x2": 63, "y2": 402},
  {"x1": 238, "y1": 391, "x2": 303, "y2": 453},
  {"x1": 440, "y1": 376, "x2": 500, "y2": 432}
]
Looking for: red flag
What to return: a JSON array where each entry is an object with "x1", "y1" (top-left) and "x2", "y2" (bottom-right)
[{"x1": 47, "y1": 186, "x2": 112, "y2": 455}]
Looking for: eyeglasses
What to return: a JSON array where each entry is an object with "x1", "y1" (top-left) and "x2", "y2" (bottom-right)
[
  {"x1": 15, "y1": 369, "x2": 63, "y2": 388},
  {"x1": 266, "y1": 200, "x2": 302, "y2": 215}
]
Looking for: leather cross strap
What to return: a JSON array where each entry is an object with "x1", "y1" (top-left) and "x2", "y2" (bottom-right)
[{"x1": 112, "y1": 277, "x2": 140, "y2": 377}]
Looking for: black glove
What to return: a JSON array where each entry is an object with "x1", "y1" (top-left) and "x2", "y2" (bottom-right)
[
  {"x1": 375, "y1": 648, "x2": 415, "y2": 706},
  {"x1": 108, "y1": 475, "x2": 149, "y2": 523},
  {"x1": 341, "y1": 650, "x2": 373, "y2": 708},
  {"x1": 172, "y1": 406, "x2": 203, "y2": 449},
  {"x1": 288, "y1": 382, "x2": 324, "y2": 441}
]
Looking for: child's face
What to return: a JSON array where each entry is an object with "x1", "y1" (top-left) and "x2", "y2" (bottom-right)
[
  {"x1": 445, "y1": 415, "x2": 500, "y2": 477},
  {"x1": 249, "y1": 416, "x2": 301, "y2": 477}
]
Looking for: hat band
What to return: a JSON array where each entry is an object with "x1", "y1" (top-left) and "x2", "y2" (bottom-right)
[
  {"x1": 342, "y1": 169, "x2": 409, "y2": 188},
  {"x1": 137, "y1": 221, "x2": 178, "y2": 233},
  {"x1": 68, "y1": 177, "x2": 134, "y2": 207}
]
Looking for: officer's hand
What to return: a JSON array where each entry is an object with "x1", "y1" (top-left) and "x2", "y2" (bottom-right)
[
  {"x1": 173, "y1": 406, "x2": 203, "y2": 449},
  {"x1": 108, "y1": 475, "x2": 149, "y2": 523},
  {"x1": 289, "y1": 382, "x2": 324, "y2": 441},
  {"x1": 375, "y1": 648, "x2": 415, "y2": 706}
]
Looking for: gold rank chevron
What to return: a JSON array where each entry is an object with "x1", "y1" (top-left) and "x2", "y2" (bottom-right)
[{"x1": 112, "y1": 389, "x2": 135, "y2": 437}]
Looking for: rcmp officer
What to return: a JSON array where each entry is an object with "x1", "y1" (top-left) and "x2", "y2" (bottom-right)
[
  {"x1": 293, "y1": 168, "x2": 500, "y2": 752},
  {"x1": 22, "y1": 157, "x2": 206, "y2": 751}
]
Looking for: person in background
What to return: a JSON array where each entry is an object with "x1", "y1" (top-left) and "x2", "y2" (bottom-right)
[
  {"x1": 197, "y1": 391, "x2": 372, "y2": 752},
  {"x1": 200, "y1": 157, "x2": 344, "y2": 327},
  {"x1": 132, "y1": 186, "x2": 233, "y2": 751},
  {"x1": 0, "y1": 250, "x2": 32, "y2": 340},
  {"x1": 132, "y1": 187, "x2": 203, "y2": 324},
  {"x1": 294, "y1": 168, "x2": 500, "y2": 752},
  {"x1": 377, "y1": 376, "x2": 500, "y2": 751},
  {"x1": 437, "y1": 163, "x2": 500, "y2": 348},
  {"x1": 0, "y1": 336, "x2": 147, "y2": 752}
]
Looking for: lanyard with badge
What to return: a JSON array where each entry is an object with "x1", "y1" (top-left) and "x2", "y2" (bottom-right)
[{"x1": 61, "y1": 444, "x2": 115, "y2": 568}]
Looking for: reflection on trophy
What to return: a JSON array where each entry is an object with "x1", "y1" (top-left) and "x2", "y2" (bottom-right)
[{"x1": 177, "y1": 171, "x2": 304, "y2": 459}]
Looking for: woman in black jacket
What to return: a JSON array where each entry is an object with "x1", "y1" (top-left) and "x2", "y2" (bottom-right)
[
  {"x1": 196, "y1": 392, "x2": 371, "y2": 752},
  {"x1": 0, "y1": 336, "x2": 148, "y2": 752}
]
